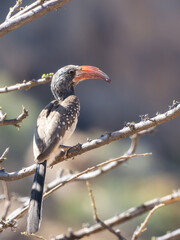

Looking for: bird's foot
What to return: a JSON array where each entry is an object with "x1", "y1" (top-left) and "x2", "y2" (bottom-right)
[
  {"x1": 59, "y1": 145, "x2": 71, "y2": 158},
  {"x1": 60, "y1": 143, "x2": 81, "y2": 158}
]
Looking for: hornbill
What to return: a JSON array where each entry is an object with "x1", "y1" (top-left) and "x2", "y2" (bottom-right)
[{"x1": 26, "y1": 65, "x2": 110, "y2": 234}]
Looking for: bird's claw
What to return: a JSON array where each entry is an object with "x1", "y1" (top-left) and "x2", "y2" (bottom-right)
[{"x1": 60, "y1": 143, "x2": 81, "y2": 158}]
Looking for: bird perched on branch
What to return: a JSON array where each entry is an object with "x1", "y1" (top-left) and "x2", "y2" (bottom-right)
[{"x1": 26, "y1": 65, "x2": 110, "y2": 234}]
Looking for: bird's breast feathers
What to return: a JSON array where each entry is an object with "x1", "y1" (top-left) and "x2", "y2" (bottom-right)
[{"x1": 33, "y1": 95, "x2": 80, "y2": 162}]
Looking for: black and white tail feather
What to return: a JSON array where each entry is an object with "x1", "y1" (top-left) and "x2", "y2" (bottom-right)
[{"x1": 27, "y1": 161, "x2": 47, "y2": 234}]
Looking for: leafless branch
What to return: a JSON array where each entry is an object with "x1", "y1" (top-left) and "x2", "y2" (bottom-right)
[
  {"x1": 0, "y1": 98, "x2": 179, "y2": 181},
  {"x1": 21, "y1": 231, "x2": 47, "y2": 240},
  {"x1": 0, "y1": 163, "x2": 36, "y2": 181},
  {"x1": 44, "y1": 135, "x2": 148, "y2": 193},
  {"x1": 0, "y1": 153, "x2": 150, "y2": 232},
  {"x1": 44, "y1": 153, "x2": 150, "y2": 200},
  {"x1": 155, "y1": 228, "x2": 180, "y2": 240},
  {"x1": 6, "y1": 0, "x2": 22, "y2": 21},
  {"x1": 0, "y1": 106, "x2": 28, "y2": 128},
  {"x1": 11, "y1": 1, "x2": 44, "y2": 20},
  {"x1": 86, "y1": 181, "x2": 98, "y2": 220},
  {"x1": 0, "y1": 0, "x2": 72, "y2": 37},
  {"x1": 1, "y1": 181, "x2": 11, "y2": 220},
  {"x1": 0, "y1": 147, "x2": 9, "y2": 163},
  {"x1": 0, "y1": 76, "x2": 52, "y2": 94},
  {"x1": 50, "y1": 190, "x2": 180, "y2": 240},
  {"x1": 132, "y1": 204, "x2": 164, "y2": 240},
  {"x1": 50, "y1": 101, "x2": 180, "y2": 166},
  {"x1": 87, "y1": 181, "x2": 126, "y2": 240},
  {"x1": 0, "y1": 99, "x2": 178, "y2": 180},
  {"x1": 0, "y1": 128, "x2": 149, "y2": 181},
  {"x1": 0, "y1": 148, "x2": 11, "y2": 220}
]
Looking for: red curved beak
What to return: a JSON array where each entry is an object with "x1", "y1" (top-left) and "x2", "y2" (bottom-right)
[{"x1": 73, "y1": 66, "x2": 111, "y2": 83}]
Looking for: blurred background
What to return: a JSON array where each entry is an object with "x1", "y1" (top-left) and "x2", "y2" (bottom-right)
[{"x1": 0, "y1": 0, "x2": 180, "y2": 239}]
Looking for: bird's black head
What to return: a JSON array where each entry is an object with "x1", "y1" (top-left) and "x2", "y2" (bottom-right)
[{"x1": 51, "y1": 65, "x2": 111, "y2": 100}]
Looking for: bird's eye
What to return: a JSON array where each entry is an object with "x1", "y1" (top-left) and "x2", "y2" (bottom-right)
[{"x1": 68, "y1": 69, "x2": 75, "y2": 76}]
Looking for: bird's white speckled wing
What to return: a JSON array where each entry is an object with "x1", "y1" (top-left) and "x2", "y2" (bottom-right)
[{"x1": 33, "y1": 96, "x2": 80, "y2": 163}]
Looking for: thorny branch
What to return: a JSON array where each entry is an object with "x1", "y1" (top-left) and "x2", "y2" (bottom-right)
[
  {"x1": 0, "y1": 0, "x2": 72, "y2": 37},
  {"x1": 0, "y1": 148, "x2": 11, "y2": 220},
  {"x1": 51, "y1": 101, "x2": 180, "y2": 166},
  {"x1": 0, "y1": 106, "x2": 28, "y2": 128},
  {"x1": 6, "y1": 0, "x2": 22, "y2": 21},
  {"x1": 87, "y1": 181, "x2": 126, "y2": 240},
  {"x1": 0, "y1": 153, "x2": 150, "y2": 232},
  {"x1": 50, "y1": 190, "x2": 180, "y2": 240},
  {"x1": 0, "y1": 76, "x2": 52, "y2": 94},
  {"x1": 11, "y1": 1, "x2": 44, "y2": 20},
  {"x1": 132, "y1": 204, "x2": 164, "y2": 240}
]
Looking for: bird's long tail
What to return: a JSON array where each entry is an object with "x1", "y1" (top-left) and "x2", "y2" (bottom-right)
[{"x1": 27, "y1": 160, "x2": 47, "y2": 234}]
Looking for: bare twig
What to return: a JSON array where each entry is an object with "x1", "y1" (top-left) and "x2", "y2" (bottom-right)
[
  {"x1": 0, "y1": 153, "x2": 150, "y2": 231},
  {"x1": 21, "y1": 231, "x2": 47, "y2": 240},
  {"x1": 0, "y1": 163, "x2": 36, "y2": 181},
  {"x1": 0, "y1": 106, "x2": 28, "y2": 128},
  {"x1": 50, "y1": 191, "x2": 180, "y2": 240},
  {"x1": 86, "y1": 181, "x2": 98, "y2": 220},
  {"x1": 87, "y1": 181, "x2": 126, "y2": 240},
  {"x1": 155, "y1": 228, "x2": 180, "y2": 240},
  {"x1": 0, "y1": 147, "x2": 9, "y2": 163},
  {"x1": 43, "y1": 153, "x2": 151, "y2": 199},
  {"x1": 0, "y1": 103, "x2": 179, "y2": 180},
  {"x1": 0, "y1": 77, "x2": 52, "y2": 94},
  {"x1": 0, "y1": 130, "x2": 150, "y2": 181},
  {"x1": 0, "y1": 0, "x2": 72, "y2": 37},
  {"x1": 6, "y1": 0, "x2": 22, "y2": 21},
  {"x1": 1, "y1": 150, "x2": 139, "y2": 182},
  {"x1": 50, "y1": 102, "x2": 180, "y2": 166},
  {"x1": 132, "y1": 204, "x2": 164, "y2": 240},
  {"x1": 11, "y1": 0, "x2": 43, "y2": 20},
  {"x1": 0, "y1": 128, "x2": 143, "y2": 181},
  {"x1": 0, "y1": 148, "x2": 11, "y2": 220},
  {"x1": 0, "y1": 195, "x2": 6, "y2": 201}
]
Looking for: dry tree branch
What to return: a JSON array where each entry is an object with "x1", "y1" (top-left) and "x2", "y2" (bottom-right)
[
  {"x1": 44, "y1": 153, "x2": 150, "y2": 200},
  {"x1": 132, "y1": 204, "x2": 164, "y2": 240},
  {"x1": 0, "y1": 0, "x2": 72, "y2": 37},
  {"x1": 11, "y1": 1, "x2": 44, "y2": 20},
  {"x1": 22, "y1": 231, "x2": 47, "y2": 240},
  {"x1": 86, "y1": 181, "x2": 126, "y2": 240},
  {"x1": 155, "y1": 228, "x2": 180, "y2": 240},
  {"x1": 0, "y1": 148, "x2": 11, "y2": 220},
  {"x1": 0, "y1": 76, "x2": 52, "y2": 94},
  {"x1": 0, "y1": 106, "x2": 28, "y2": 128},
  {"x1": 50, "y1": 191, "x2": 180, "y2": 240},
  {"x1": 50, "y1": 101, "x2": 180, "y2": 166},
  {"x1": 0, "y1": 163, "x2": 36, "y2": 181},
  {"x1": 0, "y1": 153, "x2": 150, "y2": 232},
  {"x1": 0, "y1": 99, "x2": 180, "y2": 181},
  {"x1": 6, "y1": 0, "x2": 22, "y2": 21}
]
